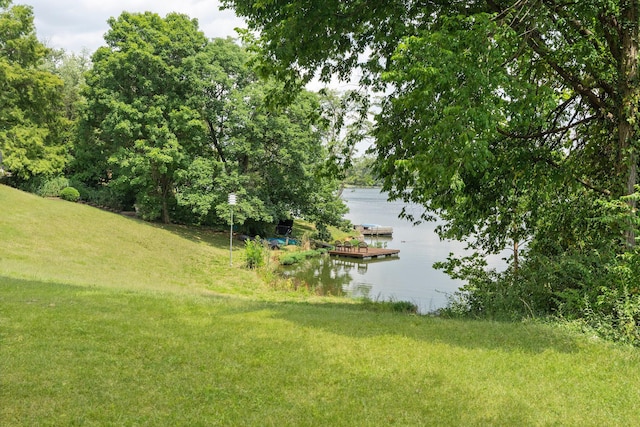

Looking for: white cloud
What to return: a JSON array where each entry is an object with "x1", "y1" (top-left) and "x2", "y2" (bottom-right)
[{"x1": 19, "y1": 0, "x2": 246, "y2": 53}]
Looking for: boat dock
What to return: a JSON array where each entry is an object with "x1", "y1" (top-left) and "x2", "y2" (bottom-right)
[
  {"x1": 355, "y1": 224, "x2": 393, "y2": 236},
  {"x1": 329, "y1": 247, "x2": 400, "y2": 260}
]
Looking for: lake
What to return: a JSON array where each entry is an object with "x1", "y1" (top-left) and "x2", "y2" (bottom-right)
[{"x1": 282, "y1": 187, "x2": 506, "y2": 313}]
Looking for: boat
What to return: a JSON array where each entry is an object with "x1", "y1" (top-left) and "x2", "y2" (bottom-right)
[
  {"x1": 355, "y1": 223, "x2": 393, "y2": 236},
  {"x1": 266, "y1": 237, "x2": 298, "y2": 249}
]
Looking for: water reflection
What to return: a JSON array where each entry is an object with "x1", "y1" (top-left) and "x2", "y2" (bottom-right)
[
  {"x1": 280, "y1": 254, "x2": 401, "y2": 301},
  {"x1": 281, "y1": 255, "x2": 353, "y2": 296}
]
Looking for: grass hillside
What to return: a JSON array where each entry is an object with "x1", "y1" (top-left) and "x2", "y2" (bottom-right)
[
  {"x1": 0, "y1": 184, "x2": 262, "y2": 296},
  {"x1": 2, "y1": 184, "x2": 640, "y2": 425}
]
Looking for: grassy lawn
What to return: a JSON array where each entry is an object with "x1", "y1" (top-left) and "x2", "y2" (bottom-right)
[
  {"x1": 0, "y1": 185, "x2": 263, "y2": 297},
  {"x1": 2, "y1": 184, "x2": 640, "y2": 425}
]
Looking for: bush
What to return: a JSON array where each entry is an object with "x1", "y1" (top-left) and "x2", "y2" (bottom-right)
[
  {"x1": 245, "y1": 237, "x2": 267, "y2": 269},
  {"x1": 279, "y1": 249, "x2": 326, "y2": 266},
  {"x1": 68, "y1": 178, "x2": 138, "y2": 212},
  {"x1": 59, "y1": 187, "x2": 80, "y2": 202},
  {"x1": 135, "y1": 194, "x2": 162, "y2": 221},
  {"x1": 361, "y1": 297, "x2": 419, "y2": 314},
  {"x1": 20, "y1": 176, "x2": 69, "y2": 197},
  {"x1": 437, "y1": 246, "x2": 640, "y2": 345},
  {"x1": 41, "y1": 177, "x2": 70, "y2": 197},
  {"x1": 313, "y1": 223, "x2": 331, "y2": 242},
  {"x1": 279, "y1": 253, "x2": 304, "y2": 266}
]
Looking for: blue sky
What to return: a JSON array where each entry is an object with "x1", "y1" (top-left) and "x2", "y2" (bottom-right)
[{"x1": 19, "y1": 0, "x2": 245, "y2": 54}]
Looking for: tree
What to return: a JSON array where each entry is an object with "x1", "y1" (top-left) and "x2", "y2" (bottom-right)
[
  {"x1": 175, "y1": 37, "x2": 347, "y2": 232},
  {"x1": 0, "y1": 0, "x2": 68, "y2": 180},
  {"x1": 344, "y1": 155, "x2": 378, "y2": 188},
  {"x1": 80, "y1": 12, "x2": 210, "y2": 223},
  {"x1": 80, "y1": 26, "x2": 347, "y2": 230},
  {"x1": 316, "y1": 89, "x2": 373, "y2": 197},
  {"x1": 223, "y1": 0, "x2": 640, "y2": 326},
  {"x1": 181, "y1": 79, "x2": 348, "y2": 232},
  {"x1": 43, "y1": 48, "x2": 91, "y2": 122}
]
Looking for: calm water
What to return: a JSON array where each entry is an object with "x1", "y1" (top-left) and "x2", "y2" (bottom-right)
[{"x1": 282, "y1": 187, "x2": 505, "y2": 313}]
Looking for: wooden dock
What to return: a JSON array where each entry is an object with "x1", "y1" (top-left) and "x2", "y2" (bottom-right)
[
  {"x1": 355, "y1": 225, "x2": 393, "y2": 236},
  {"x1": 328, "y1": 247, "x2": 400, "y2": 260}
]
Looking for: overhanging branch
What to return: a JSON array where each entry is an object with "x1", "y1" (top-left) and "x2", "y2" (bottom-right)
[
  {"x1": 487, "y1": 0, "x2": 609, "y2": 113},
  {"x1": 496, "y1": 115, "x2": 596, "y2": 139}
]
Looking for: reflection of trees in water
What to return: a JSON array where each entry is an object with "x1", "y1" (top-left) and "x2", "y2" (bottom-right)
[
  {"x1": 281, "y1": 255, "x2": 396, "y2": 298},
  {"x1": 280, "y1": 255, "x2": 356, "y2": 296},
  {"x1": 363, "y1": 235, "x2": 393, "y2": 248}
]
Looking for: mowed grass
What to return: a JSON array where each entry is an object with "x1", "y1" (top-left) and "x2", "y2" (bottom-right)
[
  {"x1": 2, "y1": 184, "x2": 640, "y2": 425},
  {"x1": 0, "y1": 185, "x2": 263, "y2": 296}
]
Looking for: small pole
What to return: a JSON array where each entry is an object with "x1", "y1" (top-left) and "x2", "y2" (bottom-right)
[
  {"x1": 228, "y1": 193, "x2": 237, "y2": 266},
  {"x1": 229, "y1": 206, "x2": 233, "y2": 266}
]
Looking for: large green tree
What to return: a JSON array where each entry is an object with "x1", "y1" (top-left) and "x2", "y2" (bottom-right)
[
  {"x1": 223, "y1": 0, "x2": 640, "y2": 326},
  {"x1": 176, "y1": 43, "x2": 348, "y2": 231},
  {"x1": 44, "y1": 48, "x2": 91, "y2": 122},
  {"x1": 224, "y1": 82, "x2": 348, "y2": 231},
  {"x1": 0, "y1": 0, "x2": 68, "y2": 180},
  {"x1": 222, "y1": 0, "x2": 638, "y2": 237},
  {"x1": 80, "y1": 20, "x2": 346, "y2": 230},
  {"x1": 80, "y1": 12, "x2": 210, "y2": 223}
]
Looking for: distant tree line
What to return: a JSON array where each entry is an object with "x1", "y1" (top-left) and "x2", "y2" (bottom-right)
[{"x1": 343, "y1": 156, "x2": 379, "y2": 188}]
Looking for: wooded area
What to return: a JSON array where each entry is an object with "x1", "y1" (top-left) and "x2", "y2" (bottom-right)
[
  {"x1": 220, "y1": 0, "x2": 640, "y2": 343},
  {"x1": 0, "y1": 1, "x2": 357, "y2": 237}
]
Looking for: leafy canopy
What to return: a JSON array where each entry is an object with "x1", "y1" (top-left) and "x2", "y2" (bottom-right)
[
  {"x1": 0, "y1": 0, "x2": 68, "y2": 180},
  {"x1": 223, "y1": 0, "x2": 640, "y2": 252},
  {"x1": 78, "y1": 12, "x2": 347, "y2": 230},
  {"x1": 80, "y1": 11, "x2": 211, "y2": 223}
]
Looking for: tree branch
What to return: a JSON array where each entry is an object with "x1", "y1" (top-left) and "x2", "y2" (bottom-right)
[
  {"x1": 598, "y1": 12, "x2": 621, "y2": 63},
  {"x1": 527, "y1": 34, "x2": 607, "y2": 112},
  {"x1": 487, "y1": 0, "x2": 609, "y2": 113},
  {"x1": 542, "y1": 0, "x2": 616, "y2": 99},
  {"x1": 205, "y1": 118, "x2": 227, "y2": 165},
  {"x1": 496, "y1": 115, "x2": 596, "y2": 140},
  {"x1": 539, "y1": 156, "x2": 612, "y2": 195}
]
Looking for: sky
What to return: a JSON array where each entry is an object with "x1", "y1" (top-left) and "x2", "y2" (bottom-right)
[
  {"x1": 20, "y1": 0, "x2": 246, "y2": 54},
  {"x1": 19, "y1": 0, "x2": 360, "y2": 93}
]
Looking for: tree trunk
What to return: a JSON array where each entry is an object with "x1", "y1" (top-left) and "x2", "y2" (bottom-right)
[
  {"x1": 161, "y1": 195, "x2": 170, "y2": 224},
  {"x1": 513, "y1": 239, "x2": 519, "y2": 275},
  {"x1": 160, "y1": 177, "x2": 171, "y2": 224},
  {"x1": 206, "y1": 118, "x2": 227, "y2": 165},
  {"x1": 619, "y1": 0, "x2": 639, "y2": 248}
]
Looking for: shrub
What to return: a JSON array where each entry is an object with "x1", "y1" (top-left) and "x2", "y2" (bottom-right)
[
  {"x1": 59, "y1": 187, "x2": 80, "y2": 202},
  {"x1": 313, "y1": 223, "x2": 331, "y2": 242},
  {"x1": 279, "y1": 249, "x2": 326, "y2": 266},
  {"x1": 361, "y1": 297, "x2": 419, "y2": 314},
  {"x1": 279, "y1": 252, "x2": 306, "y2": 266},
  {"x1": 68, "y1": 179, "x2": 136, "y2": 212},
  {"x1": 135, "y1": 194, "x2": 162, "y2": 221},
  {"x1": 245, "y1": 237, "x2": 267, "y2": 269},
  {"x1": 38, "y1": 176, "x2": 70, "y2": 197}
]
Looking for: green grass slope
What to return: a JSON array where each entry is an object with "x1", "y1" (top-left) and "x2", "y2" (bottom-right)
[
  {"x1": 2, "y1": 184, "x2": 640, "y2": 425},
  {"x1": 0, "y1": 184, "x2": 261, "y2": 295}
]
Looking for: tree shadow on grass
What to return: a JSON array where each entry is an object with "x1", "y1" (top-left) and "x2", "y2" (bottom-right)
[
  {"x1": 125, "y1": 218, "x2": 231, "y2": 248},
  {"x1": 2, "y1": 274, "x2": 584, "y2": 355},
  {"x1": 102, "y1": 208, "x2": 230, "y2": 249},
  {"x1": 259, "y1": 300, "x2": 585, "y2": 355},
  {"x1": 163, "y1": 224, "x2": 229, "y2": 246},
  {"x1": 2, "y1": 276, "x2": 545, "y2": 425}
]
